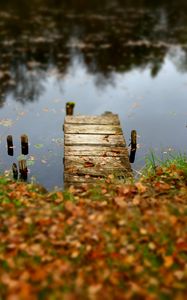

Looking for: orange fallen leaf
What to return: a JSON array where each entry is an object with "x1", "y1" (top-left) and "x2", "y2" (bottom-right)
[
  {"x1": 135, "y1": 182, "x2": 147, "y2": 193},
  {"x1": 164, "y1": 256, "x2": 174, "y2": 268},
  {"x1": 114, "y1": 196, "x2": 127, "y2": 208}
]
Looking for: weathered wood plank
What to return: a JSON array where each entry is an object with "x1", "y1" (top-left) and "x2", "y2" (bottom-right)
[
  {"x1": 65, "y1": 115, "x2": 120, "y2": 125},
  {"x1": 64, "y1": 124, "x2": 122, "y2": 135},
  {"x1": 65, "y1": 134, "x2": 125, "y2": 146},
  {"x1": 64, "y1": 156, "x2": 132, "y2": 176},
  {"x1": 64, "y1": 165, "x2": 132, "y2": 177},
  {"x1": 64, "y1": 145, "x2": 129, "y2": 157},
  {"x1": 65, "y1": 156, "x2": 131, "y2": 168}
]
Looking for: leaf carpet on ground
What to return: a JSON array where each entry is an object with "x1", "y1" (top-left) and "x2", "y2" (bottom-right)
[{"x1": 0, "y1": 166, "x2": 187, "y2": 299}]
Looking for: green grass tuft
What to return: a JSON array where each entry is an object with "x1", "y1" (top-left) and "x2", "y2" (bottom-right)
[{"x1": 143, "y1": 150, "x2": 187, "y2": 178}]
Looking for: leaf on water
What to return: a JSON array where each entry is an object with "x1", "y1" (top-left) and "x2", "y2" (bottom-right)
[
  {"x1": 43, "y1": 108, "x2": 49, "y2": 112},
  {"x1": 17, "y1": 155, "x2": 26, "y2": 161},
  {"x1": 18, "y1": 111, "x2": 26, "y2": 116},
  {"x1": 29, "y1": 156, "x2": 35, "y2": 161},
  {"x1": 27, "y1": 156, "x2": 36, "y2": 165},
  {"x1": 169, "y1": 111, "x2": 177, "y2": 116},
  {"x1": 52, "y1": 138, "x2": 63, "y2": 145},
  {"x1": 41, "y1": 160, "x2": 47, "y2": 164},
  {"x1": 0, "y1": 119, "x2": 13, "y2": 127},
  {"x1": 131, "y1": 102, "x2": 140, "y2": 109},
  {"x1": 34, "y1": 144, "x2": 44, "y2": 149},
  {"x1": 27, "y1": 160, "x2": 35, "y2": 166},
  {"x1": 53, "y1": 99, "x2": 60, "y2": 103}
]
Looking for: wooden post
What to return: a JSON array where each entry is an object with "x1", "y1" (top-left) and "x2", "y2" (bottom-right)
[
  {"x1": 7, "y1": 135, "x2": 14, "y2": 156},
  {"x1": 66, "y1": 102, "x2": 75, "y2": 116},
  {"x1": 12, "y1": 163, "x2": 18, "y2": 180},
  {"x1": 21, "y1": 134, "x2": 29, "y2": 155},
  {"x1": 129, "y1": 130, "x2": 137, "y2": 163},
  {"x1": 19, "y1": 159, "x2": 28, "y2": 181}
]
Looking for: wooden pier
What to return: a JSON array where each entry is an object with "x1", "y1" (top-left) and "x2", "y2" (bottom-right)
[{"x1": 64, "y1": 113, "x2": 132, "y2": 187}]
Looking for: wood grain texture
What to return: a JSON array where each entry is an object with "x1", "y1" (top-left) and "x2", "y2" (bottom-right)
[
  {"x1": 64, "y1": 145, "x2": 129, "y2": 157},
  {"x1": 64, "y1": 124, "x2": 122, "y2": 135},
  {"x1": 65, "y1": 115, "x2": 120, "y2": 125},
  {"x1": 64, "y1": 156, "x2": 132, "y2": 176},
  {"x1": 65, "y1": 134, "x2": 125, "y2": 146},
  {"x1": 64, "y1": 156, "x2": 131, "y2": 168},
  {"x1": 64, "y1": 165, "x2": 131, "y2": 177}
]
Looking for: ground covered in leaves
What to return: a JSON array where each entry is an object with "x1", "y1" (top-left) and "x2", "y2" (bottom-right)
[{"x1": 0, "y1": 165, "x2": 187, "y2": 300}]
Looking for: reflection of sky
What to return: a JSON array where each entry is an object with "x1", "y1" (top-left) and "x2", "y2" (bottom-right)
[{"x1": 0, "y1": 49, "x2": 186, "y2": 189}]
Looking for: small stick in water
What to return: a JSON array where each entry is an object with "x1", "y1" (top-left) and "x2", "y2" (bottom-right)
[
  {"x1": 12, "y1": 163, "x2": 18, "y2": 180},
  {"x1": 7, "y1": 135, "x2": 14, "y2": 156},
  {"x1": 129, "y1": 130, "x2": 137, "y2": 163},
  {"x1": 19, "y1": 159, "x2": 28, "y2": 181},
  {"x1": 21, "y1": 134, "x2": 29, "y2": 155}
]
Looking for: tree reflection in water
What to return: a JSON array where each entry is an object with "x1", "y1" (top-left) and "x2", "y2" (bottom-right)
[{"x1": 0, "y1": 0, "x2": 187, "y2": 105}]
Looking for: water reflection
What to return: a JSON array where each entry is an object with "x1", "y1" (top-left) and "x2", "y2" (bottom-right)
[
  {"x1": 0, "y1": 0, "x2": 186, "y2": 189},
  {"x1": 0, "y1": 0, "x2": 187, "y2": 103}
]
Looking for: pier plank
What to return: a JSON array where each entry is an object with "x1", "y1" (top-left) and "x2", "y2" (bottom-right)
[
  {"x1": 64, "y1": 124, "x2": 122, "y2": 135},
  {"x1": 65, "y1": 156, "x2": 131, "y2": 170},
  {"x1": 64, "y1": 145, "x2": 129, "y2": 157},
  {"x1": 65, "y1": 115, "x2": 120, "y2": 125},
  {"x1": 65, "y1": 134, "x2": 125, "y2": 146}
]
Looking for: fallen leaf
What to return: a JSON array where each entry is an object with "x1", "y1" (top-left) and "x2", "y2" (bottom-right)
[
  {"x1": 34, "y1": 144, "x2": 44, "y2": 149},
  {"x1": 164, "y1": 256, "x2": 174, "y2": 268},
  {"x1": 0, "y1": 118, "x2": 13, "y2": 127},
  {"x1": 114, "y1": 196, "x2": 127, "y2": 207}
]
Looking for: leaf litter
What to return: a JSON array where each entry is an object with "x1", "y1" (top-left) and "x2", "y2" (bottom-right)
[{"x1": 0, "y1": 164, "x2": 187, "y2": 299}]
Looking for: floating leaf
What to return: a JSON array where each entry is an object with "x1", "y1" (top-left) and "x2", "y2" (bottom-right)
[
  {"x1": 0, "y1": 119, "x2": 13, "y2": 127},
  {"x1": 41, "y1": 160, "x2": 47, "y2": 164},
  {"x1": 27, "y1": 160, "x2": 35, "y2": 166},
  {"x1": 17, "y1": 155, "x2": 26, "y2": 161},
  {"x1": 52, "y1": 138, "x2": 63, "y2": 145},
  {"x1": 34, "y1": 144, "x2": 44, "y2": 149}
]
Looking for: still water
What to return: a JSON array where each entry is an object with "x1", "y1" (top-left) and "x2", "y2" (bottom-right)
[{"x1": 0, "y1": 0, "x2": 186, "y2": 189}]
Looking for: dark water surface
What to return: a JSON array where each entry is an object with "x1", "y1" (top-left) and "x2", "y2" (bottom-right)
[{"x1": 0, "y1": 0, "x2": 186, "y2": 189}]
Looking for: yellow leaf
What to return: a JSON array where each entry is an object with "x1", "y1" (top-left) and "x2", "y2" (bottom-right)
[
  {"x1": 148, "y1": 242, "x2": 156, "y2": 250},
  {"x1": 132, "y1": 195, "x2": 141, "y2": 205},
  {"x1": 88, "y1": 284, "x2": 102, "y2": 295},
  {"x1": 140, "y1": 228, "x2": 147, "y2": 235}
]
